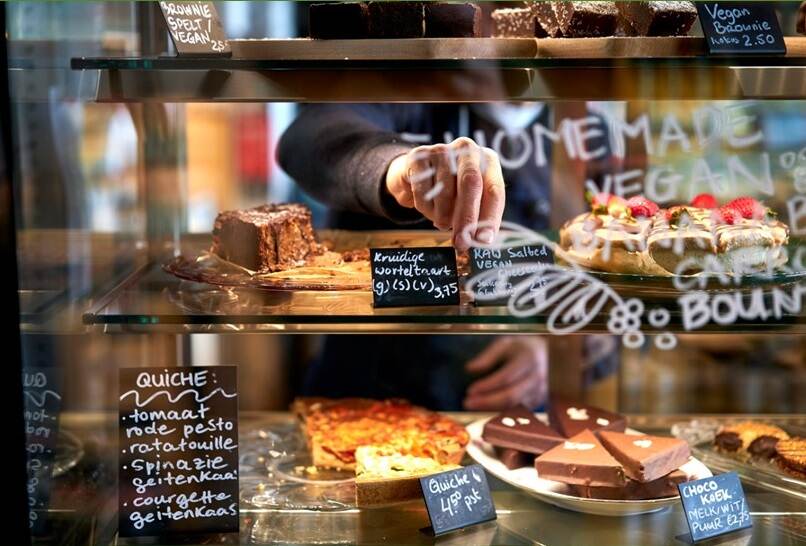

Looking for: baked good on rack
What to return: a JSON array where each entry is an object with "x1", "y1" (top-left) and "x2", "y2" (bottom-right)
[
  {"x1": 615, "y1": 1, "x2": 697, "y2": 36},
  {"x1": 367, "y1": 1, "x2": 424, "y2": 38},
  {"x1": 293, "y1": 397, "x2": 469, "y2": 471},
  {"x1": 548, "y1": 397, "x2": 627, "y2": 438},
  {"x1": 482, "y1": 405, "x2": 564, "y2": 454},
  {"x1": 714, "y1": 421, "x2": 790, "y2": 460},
  {"x1": 598, "y1": 431, "x2": 690, "y2": 483},
  {"x1": 571, "y1": 468, "x2": 691, "y2": 499},
  {"x1": 775, "y1": 438, "x2": 806, "y2": 479},
  {"x1": 531, "y1": 1, "x2": 564, "y2": 37},
  {"x1": 535, "y1": 429, "x2": 627, "y2": 487},
  {"x1": 212, "y1": 203, "x2": 324, "y2": 273},
  {"x1": 425, "y1": 3, "x2": 481, "y2": 37},
  {"x1": 309, "y1": 3, "x2": 370, "y2": 39},
  {"x1": 551, "y1": 1, "x2": 619, "y2": 37},
  {"x1": 492, "y1": 7, "x2": 545, "y2": 38}
]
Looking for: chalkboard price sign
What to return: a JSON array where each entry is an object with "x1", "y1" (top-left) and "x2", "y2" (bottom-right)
[
  {"x1": 119, "y1": 367, "x2": 239, "y2": 537},
  {"x1": 371, "y1": 247, "x2": 460, "y2": 307},
  {"x1": 678, "y1": 472, "x2": 752, "y2": 543},
  {"x1": 159, "y1": 2, "x2": 231, "y2": 56},
  {"x1": 419, "y1": 464, "x2": 496, "y2": 536},
  {"x1": 696, "y1": 2, "x2": 785, "y2": 55},
  {"x1": 469, "y1": 244, "x2": 554, "y2": 306},
  {"x1": 23, "y1": 368, "x2": 62, "y2": 535}
]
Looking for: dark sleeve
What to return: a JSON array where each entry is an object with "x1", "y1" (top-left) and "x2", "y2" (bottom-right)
[{"x1": 277, "y1": 104, "x2": 423, "y2": 223}]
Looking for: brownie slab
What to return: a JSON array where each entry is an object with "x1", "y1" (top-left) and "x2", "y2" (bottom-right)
[
  {"x1": 535, "y1": 430, "x2": 626, "y2": 487},
  {"x1": 615, "y1": 1, "x2": 697, "y2": 37},
  {"x1": 483, "y1": 405, "x2": 564, "y2": 454},
  {"x1": 552, "y1": 1, "x2": 618, "y2": 37},
  {"x1": 367, "y1": 1, "x2": 424, "y2": 38},
  {"x1": 492, "y1": 7, "x2": 544, "y2": 38},
  {"x1": 532, "y1": 1, "x2": 563, "y2": 37},
  {"x1": 425, "y1": 3, "x2": 481, "y2": 37},
  {"x1": 494, "y1": 447, "x2": 535, "y2": 470},
  {"x1": 598, "y1": 431, "x2": 690, "y2": 483},
  {"x1": 212, "y1": 203, "x2": 322, "y2": 273},
  {"x1": 571, "y1": 469, "x2": 690, "y2": 500},
  {"x1": 548, "y1": 398, "x2": 626, "y2": 438},
  {"x1": 309, "y1": 3, "x2": 369, "y2": 39}
]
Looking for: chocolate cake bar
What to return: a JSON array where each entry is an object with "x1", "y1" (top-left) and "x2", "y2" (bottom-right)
[
  {"x1": 531, "y1": 1, "x2": 563, "y2": 37},
  {"x1": 212, "y1": 204, "x2": 323, "y2": 273},
  {"x1": 551, "y1": 1, "x2": 618, "y2": 37},
  {"x1": 571, "y1": 469, "x2": 690, "y2": 500},
  {"x1": 535, "y1": 430, "x2": 626, "y2": 487},
  {"x1": 425, "y1": 3, "x2": 481, "y2": 37},
  {"x1": 309, "y1": 3, "x2": 369, "y2": 39},
  {"x1": 615, "y1": 1, "x2": 697, "y2": 37},
  {"x1": 491, "y1": 7, "x2": 545, "y2": 38},
  {"x1": 495, "y1": 447, "x2": 534, "y2": 470},
  {"x1": 482, "y1": 405, "x2": 564, "y2": 454},
  {"x1": 367, "y1": 1, "x2": 424, "y2": 38},
  {"x1": 548, "y1": 398, "x2": 626, "y2": 438},
  {"x1": 598, "y1": 431, "x2": 690, "y2": 483}
]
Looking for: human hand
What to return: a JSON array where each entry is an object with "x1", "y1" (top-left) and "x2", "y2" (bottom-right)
[
  {"x1": 463, "y1": 336, "x2": 548, "y2": 410},
  {"x1": 385, "y1": 137, "x2": 505, "y2": 251},
  {"x1": 798, "y1": 1, "x2": 806, "y2": 34}
]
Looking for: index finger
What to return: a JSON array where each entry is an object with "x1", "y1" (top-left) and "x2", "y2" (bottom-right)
[
  {"x1": 475, "y1": 148, "x2": 506, "y2": 245},
  {"x1": 451, "y1": 140, "x2": 483, "y2": 251}
]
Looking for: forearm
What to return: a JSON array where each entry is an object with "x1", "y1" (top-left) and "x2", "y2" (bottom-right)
[{"x1": 277, "y1": 105, "x2": 421, "y2": 222}]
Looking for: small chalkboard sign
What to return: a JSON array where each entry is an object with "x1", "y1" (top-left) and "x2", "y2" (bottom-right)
[
  {"x1": 419, "y1": 464, "x2": 496, "y2": 536},
  {"x1": 678, "y1": 472, "x2": 752, "y2": 543},
  {"x1": 23, "y1": 368, "x2": 62, "y2": 535},
  {"x1": 159, "y1": 1, "x2": 231, "y2": 56},
  {"x1": 370, "y1": 247, "x2": 460, "y2": 307},
  {"x1": 696, "y1": 2, "x2": 785, "y2": 55},
  {"x1": 119, "y1": 366, "x2": 239, "y2": 537},
  {"x1": 469, "y1": 244, "x2": 554, "y2": 306}
]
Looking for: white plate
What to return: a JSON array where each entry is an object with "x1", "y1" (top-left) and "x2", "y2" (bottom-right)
[{"x1": 466, "y1": 416, "x2": 712, "y2": 517}]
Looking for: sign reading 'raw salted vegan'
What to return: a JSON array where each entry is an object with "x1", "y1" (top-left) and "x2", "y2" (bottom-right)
[
  {"x1": 118, "y1": 367, "x2": 239, "y2": 537},
  {"x1": 419, "y1": 464, "x2": 496, "y2": 536},
  {"x1": 696, "y1": 2, "x2": 785, "y2": 55},
  {"x1": 371, "y1": 247, "x2": 460, "y2": 307},
  {"x1": 24, "y1": 368, "x2": 62, "y2": 535},
  {"x1": 470, "y1": 244, "x2": 554, "y2": 306},
  {"x1": 678, "y1": 472, "x2": 752, "y2": 543},
  {"x1": 159, "y1": 1, "x2": 231, "y2": 56}
]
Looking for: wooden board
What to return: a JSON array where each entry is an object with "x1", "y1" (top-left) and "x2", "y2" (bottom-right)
[{"x1": 230, "y1": 37, "x2": 806, "y2": 60}]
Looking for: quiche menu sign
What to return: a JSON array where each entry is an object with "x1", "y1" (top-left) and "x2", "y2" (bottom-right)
[
  {"x1": 159, "y1": 2, "x2": 231, "y2": 56},
  {"x1": 118, "y1": 367, "x2": 239, "y2": 537}
]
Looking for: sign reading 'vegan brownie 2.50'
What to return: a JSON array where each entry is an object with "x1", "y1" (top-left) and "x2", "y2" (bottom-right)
[
  {"x1": 696, "y1": 2, "x2": 785, "y2": 55},
  {"x1": 371, "y1": 247, "x2": 460, "y2": 307}
]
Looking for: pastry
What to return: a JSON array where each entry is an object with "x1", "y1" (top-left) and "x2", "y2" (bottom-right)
[
  {"x1": 571, "y1": 469, "x2": 691, "y2": 500},
  {"x1": 425, "y1": 3, "x2": 481, "y2": 37},
  {"x1": 714, "y1": 421, "x2": 790, "y2": 460},
  {"x1": 491, "y1": 7, "x2": 545, "y2": 38},
  {"x1": 597, "y1": 431, "x2": 690, "y2": 483},
  {"x1": 367, "y1": 1, "x2": 424, "y2": 38},
  {"x1": 293, "y1": 397, "x2": 469, "y2": 470},
  {"x1": 531, "y1": 0, "x2": 564, "y2": 37},
  {"x1": 551, "y1": 1, "x2": 618, "y2": 37},
  {"x1": 482, "y1": 405, "x2": 564, "y2": 454},
  {"x1": 212, "y1": 203, "x2": 324, "y2": 272},
  {"x1": 615, "y1": 1, "x2": 697, "y2": 36},
  {"x1": 535, "y1": 429, "x2": 627, "y2": 487},
  {"x1": 309, "y1": 2, "x2": 370, "y2": 39},
  {"x1": 548, "y1": 397, "x2": 626, "y2": 438},
  {"x1": 775, "y1": 437, "x2": 806, "y2": 479}
]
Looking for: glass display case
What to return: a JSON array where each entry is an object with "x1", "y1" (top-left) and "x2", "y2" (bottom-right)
[{"x1": 5, "y1": 2, "x2": 806, "y2": 545}]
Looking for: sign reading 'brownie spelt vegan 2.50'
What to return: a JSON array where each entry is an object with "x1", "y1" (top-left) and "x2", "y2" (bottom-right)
[
  {"x1": 696, "y1": 2, "x2": 785, "y2": 55},
  {"x1": 371, "y1": 247, "x2": 460, "y2": 307},
  {"x1": 159, "y1": 2, "x2": 231, "y2": 56}
]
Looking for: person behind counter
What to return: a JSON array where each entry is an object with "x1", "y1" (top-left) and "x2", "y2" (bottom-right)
[{"x1": 278, "y1": 103, "x2": 615, "y2": 411}]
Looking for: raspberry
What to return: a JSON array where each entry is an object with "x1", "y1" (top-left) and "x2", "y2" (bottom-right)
[
  {"x1": 690, "y1": 193, "x2": 718, "y2": 209},
  {"x1": 607, "y1": 195, "x2": 629, "y2": 218},
  {"x1": 726, "y1": 196, "x2": 764, "y2": 219},
  {"x1": 626, "y1": 196, "x2": 659, "y2": 218},
  {"x1": 713, "y1": 206, "x2": 737, "y2": 225}
]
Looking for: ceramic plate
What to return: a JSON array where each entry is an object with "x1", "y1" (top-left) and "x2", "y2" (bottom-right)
[{"x1": 466, "y1": 416, "x2": 712, "y2": 516}]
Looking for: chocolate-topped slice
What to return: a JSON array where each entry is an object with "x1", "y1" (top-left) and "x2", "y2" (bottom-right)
[
  {"x1": 548, "y1": 398, "x2": 626, "y2": 438},
  {"x1": 494, "y1": 447, "x2": 534, "y2": 470},
  {"x1": 615, "y1": 1, "x2": 697, "y2": 37},
  {"x1": 535, "y1": 430, "x2": 626, "y2": 487},
  {"x1": 598, "y1": 431, "x2": 690, "y2": 483},
  {"x1": 482, "y1": 405, "x2": 563, "y2": 455}
]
